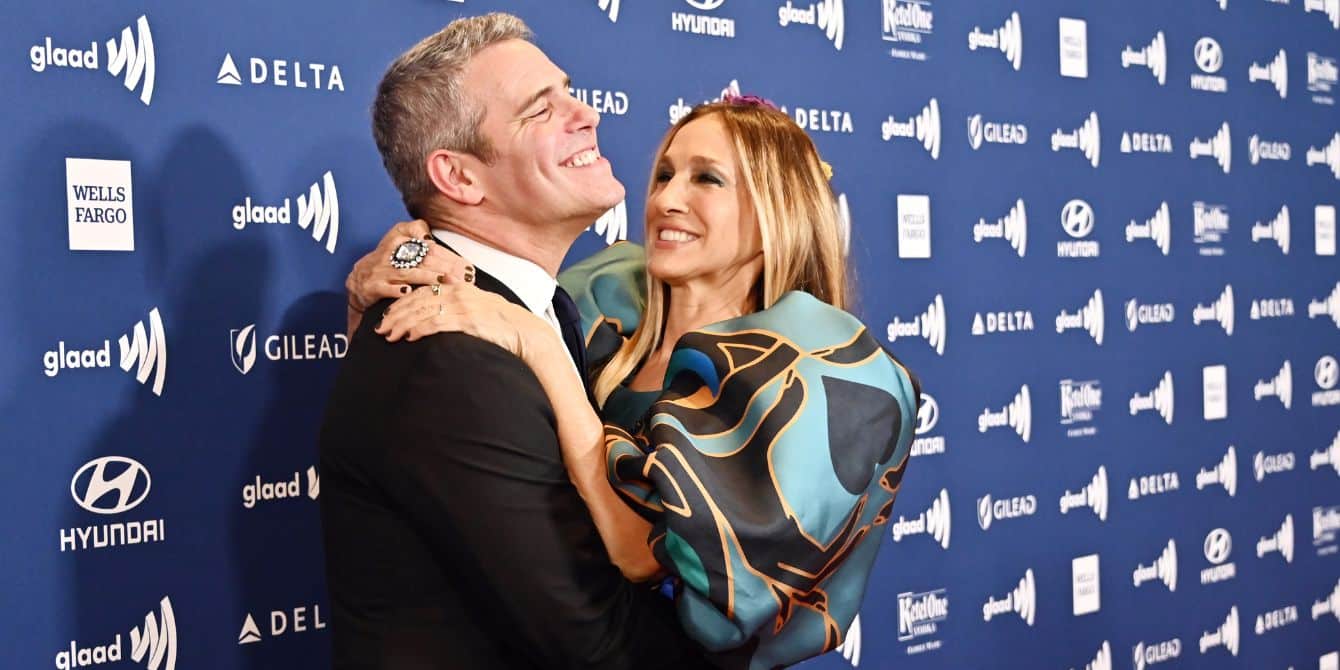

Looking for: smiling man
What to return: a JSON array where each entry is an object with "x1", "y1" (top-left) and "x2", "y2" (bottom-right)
[{"x1": 318, "y1": 13, "x2": 708, "y2": 669}]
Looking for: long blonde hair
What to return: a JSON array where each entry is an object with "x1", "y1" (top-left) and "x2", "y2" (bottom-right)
[{"x1": 593, "y1": 100, "x2": 852, "y2": 406}]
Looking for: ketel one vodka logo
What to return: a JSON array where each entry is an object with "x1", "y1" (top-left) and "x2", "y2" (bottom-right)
[
  {"x1": 232, "y1": 171, "x2": 339, "y2": 253},
  {"x1": 1308, "y1": 52, "x2": 1338, "y2": 104},
  {"x1": 55, "y1": 596, "x2": 176, "y2": 670},
  {"x1": 1059, "y1": 379, "x2": 1101, "y2": 438},
  {"x1": 897, "y1": 588, "x2": 948, "y2": 644},
  {"x1": 242, "y1": 466, "x2": 319, "y2": 508},
  {"x1": 230, "y1": 324, "x2": 348, "y2": 375},
  {"x1": 216, "y1": 53, "x2": 344, "y2": 92},
  {"x1": 30, "y1": 15, "x2": 155, "y2": 105},
  {"x1": 882, "y1": 0, "x2": 934, "y2": 62},
  {"x1": 43, "y1": 307, "x2": 167, "y2": 396},
  {"x1": 777, "y1": 0, "x2": 845, "y2": 51},
  {"x1": 62, "y1": 456, "x2": 164, "y2": 553}
]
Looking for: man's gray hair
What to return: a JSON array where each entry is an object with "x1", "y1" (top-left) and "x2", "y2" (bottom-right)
[{"x1": 372, "y1": 13, "x2": 533, "y2": 218}]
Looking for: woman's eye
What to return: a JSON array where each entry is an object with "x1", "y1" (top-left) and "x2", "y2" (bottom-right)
[
  {"x1": 654, "y1": 170, "x2": 673, "y2": 183},
  {"x1": 696, "y1": 173, "x2": 724, "y2": 186}
]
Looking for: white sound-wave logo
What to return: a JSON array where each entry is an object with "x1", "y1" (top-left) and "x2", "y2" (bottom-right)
[
  {"x1": 983, "y1": 568, "x2": 1035, "y2": 626},
  {"x1": 1051, "y1": 111, "x2": 1101, "y2": 168},
  {"x1": 1190, "y1": 122, "x2": 1233, "y2": 173},
  {"x1": 130, "y1": 596, "x2": 177, "y2": 670},
  {"x1": 118, "y1": 307, "x2": 167, "y2": 396},
  {"x1": 1248, "y1": 49, "x2": 1289, "y2": 98},
  {"x1": 1253, "y1": 450, "x2": 1296, "y2": 482},
  {"x1": 1196, "y1": 445, "x2": 1238, "y2": 497},
  {"x1": 1078, "y1": 641, "x2": 1111, "y2": 670},
  {"x1": 1306, "y1": 0, "x2": 1340, "y2": 29},
  {"x1": 1199, "y1": 606, "x2": 1240, "y2": 657},
  {"x1": 1257, "y1": 514, "x2": 1295, "y2": 563},
  {"x1": 30, "y1": 15, "x2": 156, "y2": 105},
  {"x1": 835, "y1": 613, "x2": 860, "y2": 666},
  {"x1": 1126, "y1": 201, "x2": 1171, "y2": 256},
  {"x1": 1314, "y1": 579, "x2": 1340, "y2": 621},
  {"x1": 778, "y1": 0, "x2": 845, "y2": 50},
  {"x1": 296, "y1": 171, "x2": 339, "y2": 254},
  {"x1": 968, "y1": 11, "x2": 1022, "y2": 70},
  {"x1": 1312, "y1": 430, "x2": 1340, "y2": 475},
  {"x1": 597, "y1": 0, "x2": 621, "y2": 22},
  {"x1": 1133, "y1": 539, "x2": 1178, "y2": 592},
  {"x1": 590, "y1": 199, "x2": 628, "y2": 245},
  {"x1": 890, "y1": 488, "x2": 951, "y2": 550},
  {"x1": 1121, "y1": 31, "x2": 1167, "y2": 85},
  {"x1": 881, "y1": 98, "x2": 941, "y2": 159},
  {"x1": 1130, "y1": 371, "x2": 1175, "y2": 424},
  {"x1": 1056, "y1": 289, "x2": 1104, "y2": 345},
  {"x1": 978, "y1": 384, "x2": 1032, "y2": 443},
  {"x1": 1306, "y1": 132, "x2": 1340, "y2": 179},
  {"x1": 1193, "y1": 284, "x2": 1235, "y2": 336},
  {"x1": 1060, "y1": 465, "x2": 1108, "y2": 521},
  {"x1": 1307, "y1": 282, "x2": 1340, "y2": 327},
  {"x1": 1251, "y1": 205, "x2": 1290, "y2": 254},
  {"x1": 886, "y1": 294, "x2": 946, "y2": 355},
  {"x1": 1253, "y1": 360, "x2": 1293, "y2": 409},
  {"x1": 973, "y1": 198, "x2": 1027, "y2": 257}
]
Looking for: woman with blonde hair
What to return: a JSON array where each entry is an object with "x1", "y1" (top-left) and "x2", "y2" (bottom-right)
[{"x1": 357, "y1": 96, "x2": 920, "y2": 668}]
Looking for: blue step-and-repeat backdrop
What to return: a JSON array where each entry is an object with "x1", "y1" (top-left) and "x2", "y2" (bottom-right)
[{"x1": 3, "y1": 1, "x2": 1339, "y2": 668}]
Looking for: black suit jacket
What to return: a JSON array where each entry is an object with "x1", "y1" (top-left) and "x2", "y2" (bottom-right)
[{"x1": 319, "y1": 265, "x2": 709, "y2": 669}]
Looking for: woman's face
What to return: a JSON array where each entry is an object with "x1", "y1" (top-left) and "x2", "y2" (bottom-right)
[{"x1": 645, "y1": 115, "x2": 762, "y2": 289}]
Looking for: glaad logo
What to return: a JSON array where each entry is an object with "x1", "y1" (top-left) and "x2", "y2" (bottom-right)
[
  {"x1": 1190, "y1": 122, "x2": 1232, "y2": 173},
  {"x1": 1309, "y1": 282, "x2": 1340, "y2": 327},
  {"x1": 886, "y1": 294, "x2": 946, "y2": 355},
  {"x1": 1127, "y1": 469, "x2": 1180, "y2": 501},
  {"x1": 1126, "y1": 299, "x2": 1175, "y2": 332},
  {"x1": 1249, "y1": 134, "x2": 1292, "y2": 165},
  {"x1": 911, "y1": 392, "x2": 945, "y2": 457},
  {"x1": 1193, "y1": 284, "x2": 1235, "y2": 336},
  {"x1": 978, "y1": 384, "x2": 1031, "y2": 443},
  {"x1": 1257, "y1": 514, "x2": 1295, "y2": 563},
  {"x1": 1314, "y1": 579, "x2": 1340, "y2": 622},
  {"x1": 1058, "y1": 18, "x2": 1088, "y2": 79},
  {"x1": 1199, "y1": 607, "x2": 1240, "y2": 657},
  {"x1": 1130, "y1": 370, "x2": 1175, "y2": 424},
  {"x1": 1051, "y1": 112, "x2": 1101, "y2": 168},
  {"x1": 882, "y1": 0, "x2": 934, "y2": 62},
  {"x1": 242, "y1": 466, "x2": 319, "y2": 508},
  {"x1": 1191, "y1": 37, "x2": 1229, "y2": 92},
  {"x1": 982, "y1": 569, "x2": 1035, "y2": 626},
  {"x1": 672, "y1": 0, "x2": 736, "y2": 38},
  {"x1": 66, "y1": 158, "x2": 134, "y2": 251},
  {"x1": 1315, "y1": 505, "x2": 1340, "y2": 555},
  {"x1": 1193, "y1": 201, "x2": 1230, "y2": 255},
  {"x1": 1314, "y1": 354, "x2": 1340, "y2": 406},
  {"x1": 215, "y1": 53, "x2": 344, "y2": 92},
  {"x1": 56, "y1": 596, "x2": 177, "y2": 670},
  {"x1": 967, "y1": 115, "x2": 1028, "y2": 150},
  {"x1": 897, "y1": 588, "x2": 948, "y2": 648},
  {"x1": 1120, "y1": 131, "x2": 1173, "y2": 154},
  {"x1": 835, "y1": 613, "x2": 860, "y2": 666},
  {"x1": 1132, "y1": 638, "x2": 1181, "y2": 670},
  {"x1": 1055, "y1": 289, "x2": 1104, "y2": 345},
  {"x1": 1312, "y1": 431, "x2": 1340, "y2": 475},
  {"x1": 972, "y1": 198, "x2": 1027, "y2": 257},
  {"x1": 1057, "y1": 199, "x2": 1100, "y2": 258},
  {"x1": 1072, "y1": 556, "x2": 1101, "y2": 617},
  {"x1": 1060, "y1": 466, "x2": 1108, "y2": 521},
  {"x1": 1126, "y1": 201, "x2": 1171, "y2": 255},
  {"x1": 882, "y1": 99, "x2": 941, "y2": 159},
  {"x1": 1196, "y1": 445, "x2": 1238, "y2": 497},
  {"x1": 587, "y1": 200, "x2": 628, "y2": 245},
  {"x1": 1305, "y1": 0, "x2": 1340, "y2": 29},
  {"x1": 1253, "y1": 360, "x2": 1293, "y2": 409},
  {"x1": 1132, "y1": 539, "x2": 1178, "y2": 592},
  {"x1": 890, "y1": 488, "x2": 951, "y2": 550},
  {"x1": 1251, "y1": 205, "x2": 1290, "y2": 254},
  {"x1": 971, "y1": 309, "x2": 1033, "y2": 336},
  {"x1": 1122, "y1": 31, "x2": 1167, "y2": 85},
  {"x1": 237, "y1": 604, "x2": 327, "y2": 644},
  {"x1": 1248, "y1": 49, "x2": 1289, "y2": 98},
  {"x1": 1202, "y1": 528, "x2": 1237, "y2": 585},
  {"x1": 1306, "y1": 132, "x2": 1340, "y2": 179},
  {"x1": 62, "y1": 457, "x2": 165, "y2": 553},
  {"x1": 968, "y1": 11, "x2": 1022, "y2": 71},
  {"x1": 232, "y1": 171, "x2": 339, "y2": 254},
  {"x1": 30, "y1": 15, "x2": 155, "y2": 105},
  {"x1": 777, "y1": 0, "x2": 845, "y2": 51},
  {"x1": 898, "y1": 194, "x2": 932, "y2": 258},
  {"x1": 229, "y1": 324, "x2": 348, "y2": 375},
  {"x1": 1059, "y1": 378, "x2": 1101, "y2": 437},
  {"x1": 1317, "y1": 204, "x2": 1336, "y2": 256},
  {"x1": 1075, "y1": 640, "x2": 1110, "y2": 670},
  {"x1": 43, "y1": 307, "x2": 167, "y2": 396},
  {"x1": 596, "y1": 0, "x2": 621, "y2": 22},
  {"x1": 976, "y1": 492, "x2": 1037, "y2": 531},
  {"x1": 1308, "y1": 52, "x2": 1338, "y2": 105}
]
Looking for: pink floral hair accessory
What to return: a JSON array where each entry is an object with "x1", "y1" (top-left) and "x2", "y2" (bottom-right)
[{"x1": 721, "y1": 93, "x2": 781, "y2": 111}]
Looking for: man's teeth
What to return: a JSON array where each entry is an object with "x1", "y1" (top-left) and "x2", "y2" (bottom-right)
[
  {"x1": 564, "y1": 149, "x2": 599, "y2": 167},
  {"x1": 658, "y1": 229, "x2": 699, "y2": 242}
]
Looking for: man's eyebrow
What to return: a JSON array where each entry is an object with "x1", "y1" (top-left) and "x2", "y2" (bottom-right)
[{"x1": 514, "y1": 76, "x2": 572, "y2": 116}]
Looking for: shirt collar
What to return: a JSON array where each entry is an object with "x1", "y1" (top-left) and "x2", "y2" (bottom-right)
[{"x1": 432, "y1": 229, "x2": 556, "y2": 317}]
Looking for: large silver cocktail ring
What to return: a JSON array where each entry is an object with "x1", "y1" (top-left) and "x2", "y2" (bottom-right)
[{"x1": 390, "y1": 239, "x2": 429, "y2": 269}]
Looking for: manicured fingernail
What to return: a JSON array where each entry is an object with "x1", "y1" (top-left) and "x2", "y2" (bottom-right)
[
  {"x1": 423, "y1": 233, "x2": 434, "y2": 240},
  {"x1": 437, "y1": 275, "x2": 446, "y2": 284},
  {"x1": 400, "y1": 286, "x2": 410, "y2": 294}
]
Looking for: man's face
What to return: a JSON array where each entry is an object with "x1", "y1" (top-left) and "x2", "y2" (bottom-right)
[{"x1": 461, "y1": 40, "x2": 624, "y2": 231}]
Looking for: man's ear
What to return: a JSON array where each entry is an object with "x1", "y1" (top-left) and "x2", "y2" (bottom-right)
[{"x1": 425, "y1": 149, "x2": 484, "y2": 206}]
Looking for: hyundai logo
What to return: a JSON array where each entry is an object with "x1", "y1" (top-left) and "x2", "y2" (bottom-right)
[
  {"x1": 685, "y1": 0, "x2": 726, "y2": 10},
  {"x1": 1062, "y1": 199, "x2": 1095, "y2": 238},
  {"x1": 1195, "y1": 37, "x2": 1224, "y2": 74},
  {"x1": 71, "y1": 456, "x2": 151, "y2": 515},
  {"x1": 1317, "y1": 355, "x2": 1339, "y2": 390},
  {"x1": 1204, "y1": 527, "x2": 1232, "y2": 564},
  {"x1": 915, "y1": 393, "x2": 940, "y2": 434}
]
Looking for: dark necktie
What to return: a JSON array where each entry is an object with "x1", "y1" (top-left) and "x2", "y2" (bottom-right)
[{"x1": 551, "y1": 286, "x2": 589, "y2": 388}]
